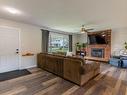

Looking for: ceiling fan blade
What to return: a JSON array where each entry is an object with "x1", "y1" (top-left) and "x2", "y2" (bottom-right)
[
  {"x1": 86, "y1": 28, "x2": 94, "y2": 31},
  {"x1": 80, "y1": 24, "x2": 94, "y2": 33}
]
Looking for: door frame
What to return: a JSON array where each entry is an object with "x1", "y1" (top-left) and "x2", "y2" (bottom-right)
[{"x1": 0, "y1": 26, "x2": 21, "y2": 70}]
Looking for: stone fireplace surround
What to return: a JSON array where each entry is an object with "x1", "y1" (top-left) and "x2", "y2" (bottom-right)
[{"x1": 86, "y1": 44, "x2": 111, "y2": 62}]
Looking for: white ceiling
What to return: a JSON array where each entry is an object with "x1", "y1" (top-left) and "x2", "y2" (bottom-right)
[{"x1": 0, "y1": 0, "x2": 127, "y2": 33}]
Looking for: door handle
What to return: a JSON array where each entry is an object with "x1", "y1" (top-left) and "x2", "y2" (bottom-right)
[
  {"x1": 16, "y1": 49, "x2": 19, "y2": 54},
  {"x1": 16, "y1": 52, "x2": 19, "y2": 54}
]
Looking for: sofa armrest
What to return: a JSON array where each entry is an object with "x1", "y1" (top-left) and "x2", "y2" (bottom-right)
[
  {"x1": 63, "y1": 58, "x2": 83, "y2": 85},
  {"x1": 81, "y1": 61, "x2": 100, "y2": 74},
  {"x1": 120, "y1": 57, "x2": 127, "y2": 60}
]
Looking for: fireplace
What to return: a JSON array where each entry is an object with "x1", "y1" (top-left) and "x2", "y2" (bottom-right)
[{"x1": 91, "y1": 48, "x2": 104, "y2": 58}]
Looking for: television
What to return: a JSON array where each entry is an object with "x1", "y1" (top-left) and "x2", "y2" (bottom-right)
[{"x1": 88, "y1": 34, "x2": 107, "y2": 44}]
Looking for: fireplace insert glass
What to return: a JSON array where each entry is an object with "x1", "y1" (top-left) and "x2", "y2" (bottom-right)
[{"x1": 91, "y1": 48, "x2": 104, "y2": 58}]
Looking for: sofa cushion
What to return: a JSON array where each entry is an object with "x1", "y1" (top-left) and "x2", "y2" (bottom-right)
[
  {"x1": 120, "y1": 56, "x2": 127, "y2": 60},
  {"x1": 111, "y1": 56, "x2": 120, "y2": 59},
  {"x1": 122, "y1": 60, "x2": 127, "y2": 68},
  {"x1": 109, "y1": 58, "x2": 121, "y2": 67},
  {"x1": 81, "y1": 61, "x2": 100, "y2": 74},
  {"x1": 66, "y1": 56, "x2": 85, "y2": 66}
]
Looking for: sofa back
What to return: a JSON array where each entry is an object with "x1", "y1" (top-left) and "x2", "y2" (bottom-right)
[
  {"x1": 45, "y1": 53, "x2": 65, "y2": 76},
  {"x1": 37, "y1": 53, "x2": 46, "y2": 68},
  {"x1": 66, "y1": 56, "x2": 85, "y2": 66}
]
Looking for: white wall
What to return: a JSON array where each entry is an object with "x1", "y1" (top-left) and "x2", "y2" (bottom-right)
[
  {"x1": 0, "y1": 18, "x2": 42, "y2": 69},
  {"x1": 77, "y1": 33, "x2": 87, "y2": 43},
  {"x1": 111, "y1": 28, "x2": 127, "y2": 54},
  {"x1": 72, "y1": 34, "x2": 78, "y2": 54}
]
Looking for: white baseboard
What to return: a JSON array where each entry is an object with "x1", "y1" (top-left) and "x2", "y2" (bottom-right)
[{"x1": 20, "y1": 65, "x2": 37, "y2": 70}]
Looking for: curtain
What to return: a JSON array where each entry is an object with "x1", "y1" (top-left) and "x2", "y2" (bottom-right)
[
  {"x1": 69, "y1": 35, "x2": 72, "y2": 52},
  {"x1": 41, "y1": 29, "x2": 49, "y2": 53}
]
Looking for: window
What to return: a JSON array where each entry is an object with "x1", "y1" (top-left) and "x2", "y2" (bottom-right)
[{"x1": 48, "y1": 32, "x2": 69, "y2": 53}]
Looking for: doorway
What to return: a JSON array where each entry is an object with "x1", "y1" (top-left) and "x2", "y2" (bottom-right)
[{"x1": 0, "y1": 26, "x2": 20, "y2": 73}]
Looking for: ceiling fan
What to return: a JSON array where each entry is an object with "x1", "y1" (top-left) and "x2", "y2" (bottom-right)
[{"x1": 80, "y1": 25, "x2": 94, "y2": 33}]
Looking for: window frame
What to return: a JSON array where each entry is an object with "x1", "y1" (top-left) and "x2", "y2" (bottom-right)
[{"x1": 48, "y1": 32, "x2": 69, "y2": 53}]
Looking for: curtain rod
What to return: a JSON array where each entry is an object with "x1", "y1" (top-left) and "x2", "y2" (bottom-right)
[{"x1": 41, "y1": 29, "x2": 72, "y2": 35}]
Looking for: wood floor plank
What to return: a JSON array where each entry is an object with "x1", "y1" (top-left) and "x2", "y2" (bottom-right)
[
  {"x1": 42, "y1": 77, "x2": 61, "y2": 86},
  {"x1": 1, "y1": 86, "x2": 27, "y2": 95},
  {"x1": 42, "y1": 79, "x2": 75, "y2": 95},
  {"x1": 34, "y1": 83, "x2": 58, "y2": 95},
  {"x1": 112, "y1": 70, "x2": 126, "y2": 95},
  {"x1": 102, "y1": 88, "x2": 112, "y2": 95},
  {"x1": 0, "y1": 72, "x2": 51, "y2": 93},
  {"x1": 0, "y1": 64, "x2": 126, "y2": 95},
  {"x1": 126, "y1": 87, "x2": 127, "y2": 95},
  {"x1": 70, "y1": 79, "x2": 97, "y2": 95},
  {"x1": 16, "y1": 75, "x2": 57, "y2": 95},
  {"x1": 61, "y1": 85, "x2": 80, "y2": 95},
  {"x1": 94, "y1": 66, "x2": 114, "y2": 81}
]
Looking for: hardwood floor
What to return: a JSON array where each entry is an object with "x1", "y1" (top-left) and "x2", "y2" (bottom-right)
[{"x1": 0, "y1": 63, "x2": 127, "y2": 95}]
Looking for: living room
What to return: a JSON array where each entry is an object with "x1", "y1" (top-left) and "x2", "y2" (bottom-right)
[{"x1": 0, "y1": 0, "x2": 127, "y2": 95}]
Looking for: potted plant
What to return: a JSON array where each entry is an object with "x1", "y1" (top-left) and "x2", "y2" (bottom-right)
[
  {"x1": 82, "y1": 43, "x2": 87, "y2": 50},
  {"x1": 76, "y1": 42, "x2": 82, "y2": 51},
  {"x1": 125, "y1": 42, "x2": 127, "y2": 50}
]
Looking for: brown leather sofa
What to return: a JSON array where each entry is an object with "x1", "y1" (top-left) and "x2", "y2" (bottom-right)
[{"x1": 37, "y1": 53, "x2": 100, "y2": 86}]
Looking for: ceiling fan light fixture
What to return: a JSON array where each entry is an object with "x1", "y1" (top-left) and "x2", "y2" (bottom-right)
[
  {"x1": 80, "y1": 24, "x2": 94, "y2": 33},
  {"x1": 81, "y1": 27, "x2": 86, "y2": 33},
  {"x1": 81, "y1": 31, "x2": 85, "y2": 33}
]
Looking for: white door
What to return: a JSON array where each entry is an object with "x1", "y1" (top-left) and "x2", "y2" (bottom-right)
[{"x1": 0, "y1": 26, "x2": 20, "y2": 73}]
